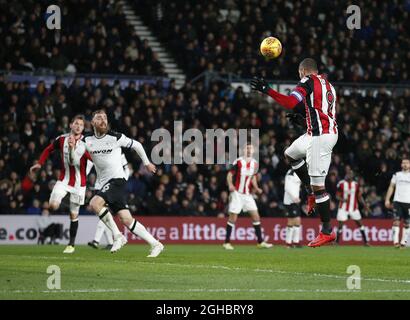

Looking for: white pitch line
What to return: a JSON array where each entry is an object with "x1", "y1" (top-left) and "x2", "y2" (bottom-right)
[
  {"x1": 2, "y1": 288, "x2": 410, "y2": 294},
  {"x1": 135, "y1": 261, "x2": 410, "y2": 285},
  {"x1": 3, "y1": 254, "x2": 410, "y2": 285}
]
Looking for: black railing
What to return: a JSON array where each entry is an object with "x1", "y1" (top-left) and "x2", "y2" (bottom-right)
[{"x1": 1, "y1": 70, "x2": 171, "y2": 90}]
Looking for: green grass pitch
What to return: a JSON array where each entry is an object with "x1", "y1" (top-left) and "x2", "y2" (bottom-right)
[{"x1": 1, "y1": 244, "x2": 410, "y2": 300}]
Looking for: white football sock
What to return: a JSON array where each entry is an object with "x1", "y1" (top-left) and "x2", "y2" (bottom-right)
[
  {"x1": 285, "y1": 226, "x2": 294, "y2": 244},
  {"x1": 292, "y1": 226, "x2": 300, "y2": 244},
  {"x1": 104, "y1": 226, "x2": 114, "y2": 245},
  {"x1": 400, "y1": 227, "x2": 410, "y2": 245},
  {"x1": 128, "y1": 219, "x2": 158, "y2": 246},
  {"x1": 98, "y1": 208, "x2": 122, "y2": 239},
  {"x1": 94, "y1": 219, "x2": 106, "y2": 243},
  {"x1": 392, "y1": 226, "x2": 400, "y2": 244}
]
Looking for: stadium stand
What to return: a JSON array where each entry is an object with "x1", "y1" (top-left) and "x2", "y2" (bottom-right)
[
  {"x1": 0, "y1": 0, "x2": 167, "y2": 76},
  {"x1": 0, "y1": 74, "x2": 409, "y2": 218},
  {"x1": 0, "y1": 0, "x2": 409, "y2": 219},
  {"x1": 135, "y1": 0, "x2": 410, "y2": 82}
]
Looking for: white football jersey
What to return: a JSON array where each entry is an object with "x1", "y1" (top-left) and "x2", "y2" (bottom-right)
[
  {"x1": 74, "y1": 131, "x2": 149, "y2": 188},
  {"x1": 391, "y1": 171, "x2": 410, "y2": 203},
  {"x1": 283, "y1": 169, "x2": 301, "y2": 205},
  {"x1": 93, "y1": 153, "x2": 130, "y2": 190}
]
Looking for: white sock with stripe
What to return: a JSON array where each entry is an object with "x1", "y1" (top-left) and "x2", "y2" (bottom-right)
[
  {"x1": 94, "y1": 219, "x2": 106, "y2": 243},
  {"x1": 400, "y1": 227, "x2": 410, "y2": 245},
  {"x1": 128, "y1": 219, "x2": 158, "y2": 246},
  {"x1": 292, "y1": 226, "x2": 300, "y2": 244},
  {"x1": 286, "y1": 226, "x2": 294, "y2": 245},
  {"x1": 98, "y1": 208, "x2": 122, "y2": 239},
  {"x1": 392, "y1": 226, "x2": 400, "y2": 244}
]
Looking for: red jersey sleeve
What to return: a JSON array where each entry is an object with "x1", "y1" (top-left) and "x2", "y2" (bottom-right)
[
  {"x1": 265, "y1": 76, "x2": 313, "y2": 109},
  {"x1": 294, "y1": 76, "x2": 314, "y2": 98},
  {"x1": 266, "y1": 88, "x2": 300, "y2": 109},
  {"x1": 38, "y1": 137, "x2": 60, "y2": 166}
]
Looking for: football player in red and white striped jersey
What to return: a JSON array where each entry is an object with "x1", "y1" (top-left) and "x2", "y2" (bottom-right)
[
  {"x1": 251, "y1": 58, "x2": 338, "y2": 247},
  {"x1": 223, "y1": 144, "x2": 272, "y2": 250},
  {"x1": 30, "y1": 115, "x2": 92, "y2": 254},
  {"x1": 336, "y1": 169, "x2": 370, "y2": 246}
]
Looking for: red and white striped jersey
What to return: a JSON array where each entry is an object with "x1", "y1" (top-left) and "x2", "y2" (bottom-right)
[
  {"x1": 230, "y1": 157, "x2": 258, "y2": 194},
  {"x1": 337, "y1": 179, "x2": 360, "y2": 212},
  {"x1": 38, "y1": 133, "x2": 91, "y2": 188},
  {"x1": 290, "y1": 74, "x2": 337, "y2": 136}
]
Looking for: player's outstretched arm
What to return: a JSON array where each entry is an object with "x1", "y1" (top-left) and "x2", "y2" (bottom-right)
[
  {"x1": 133, "y1": 141, "x2": 156, "y2": 173},
  {"x1": 119, "y1": 134, "x2": 156, "y2": 174},
  {"x1": 250, "y1": 77, "x2": 270, "y2": 94},
  {"x1": 250, "y1": 77, "x2": 299, "y2": 109},
  {"x1": 133, "y1": 140, "x2": 154, "y2": 171},
  {"x1": 30, "y1": 140, "x2": 57, "y2": 173},
  {"x1": 29, "y1": 163, "x2": 42, "y2": 174}
]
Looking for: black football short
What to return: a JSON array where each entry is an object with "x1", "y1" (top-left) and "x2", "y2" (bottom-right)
[
  {"x1": 284, "y1": 204, "x2": 301, "y2": 218},
  {"x1": 393, "y1": 202, "x2": 410, "y2": 222},
  {"x1": 96, "y1": 178, "x2": 129, "y2": 214}
]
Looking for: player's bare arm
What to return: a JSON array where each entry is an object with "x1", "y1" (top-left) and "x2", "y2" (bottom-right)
[
  {"x1": 118, "y1": 135, "x2": 157, "y2": 174},
  {"x1": 385, "y1": 183, "x2": 395, "y2": 209},
  {"x1": 335, "y1": 190, "x2": 343, "y2": 202},
  {"x1": 226, "y1": 171, "x2": 235, "y2": 192},
  {"x1": 29, "y1": 138, "x2": 59, "y2": 174},
  {"x1": 129, "y1": 139, "x2": 156, "y2": 174},
  {"x1": 29, "y1": 163, "x2": 42, "y2": 174},
  {"x1": 358, "y1": 187, "x2": 370, "y2": 215},
  {"x1": 251, "y1": 176, "x2": 263, "y2": 195}
]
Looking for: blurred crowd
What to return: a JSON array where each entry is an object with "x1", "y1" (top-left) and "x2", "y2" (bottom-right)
[
  {"x1": 137, "y1": 0, "x2": 410, "y2": 82},
  {"x1": 0, "y1": 0, "x2": 409, "y2": 218},
  {"x1": 0, "y1": 75, "x2": 409, "y2": 218},
  {"x1": 0, "y1": 0, "x2": 166, "y2": 76}
]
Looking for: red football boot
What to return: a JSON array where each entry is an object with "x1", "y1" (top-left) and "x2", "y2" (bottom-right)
[
  {"x1": 306, "y1": 194, "x2": 316, "y2": 215},
  {"x1": 308, "y1": 231, "x2": 336, "y2": 247}
]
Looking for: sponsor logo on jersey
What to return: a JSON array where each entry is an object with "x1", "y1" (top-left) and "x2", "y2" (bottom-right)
[{"x1": 91, "y1": 149, "x2": 113, "y2": 154}]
